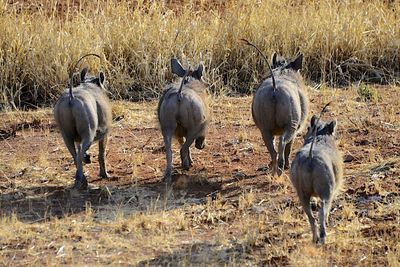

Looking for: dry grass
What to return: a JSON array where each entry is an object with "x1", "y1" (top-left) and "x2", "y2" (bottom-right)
[{"x1": 0, "y1": 0, "x2": 399, "y2": 109}]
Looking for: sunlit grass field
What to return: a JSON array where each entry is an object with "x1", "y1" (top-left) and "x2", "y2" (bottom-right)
[{"x1": 0, "y1": 0, "x2": 399, "y2": 109}]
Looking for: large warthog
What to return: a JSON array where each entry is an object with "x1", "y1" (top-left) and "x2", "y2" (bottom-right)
[
  {"x1": 290, "y1": 113, "x2": 343, "y2": 245},
  {"x1": 244, "y1": 40, "x2": 309, "y2": 176},
  {"x1": 54, "y1": 54, "x2": 112, "y2": 189},
  {"x1": 158, "y1": 58, "x2": 210, "y2": 183}
]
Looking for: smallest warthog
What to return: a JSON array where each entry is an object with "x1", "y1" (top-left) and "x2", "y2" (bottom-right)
[
  {"x1": 290, "y1": 115, "x2": 343, "y2": 244},
  {"x1": 158, "y1": 58, "x2": 210, "y2": 183},
  {"x1": 54, "y1": 54, "x2": 112, "y2": 190}
]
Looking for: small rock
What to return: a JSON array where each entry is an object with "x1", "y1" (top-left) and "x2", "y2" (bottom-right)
[
  {"x1": 225, "y1": 139, "x2": 240, "y2": 147},
  {"x1": 251, "y1": 204, "x2": 264, "y2": 214},
  {"x1": 239, "y1": 142, "x2": 254, "y2": 153},
  {"x1": 113, "y1": 115, "x2": 124, "y2": 122},
  {"x1": 343, "y1": 154, "x2": 355, "y2": 163},
  {"x1": 56, "y1": 245, "x2": 65, "y2": 256},
  {"x1": 257, "y1": 166, "x2": 269, "y2": 172},
  {"x1": 358, "y1": 139, "x2": 370, "y2": 146},
  {"x1": 233, "y1": 171, "x2": 246, "y2": 179}
]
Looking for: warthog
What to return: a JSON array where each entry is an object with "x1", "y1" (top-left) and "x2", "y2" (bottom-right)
[
  {"x1": 54, "y1": 54, "x2": 112, "y2": 189},
  {"x1": 290, "y1": 114, "x2": 343, "y2": 244},
  {"x1": 246, "y1": 41, "x2": 308, "y2": 176},
  {"x1": 158, "y1": 58, "x2": 209, "y2": 183}
]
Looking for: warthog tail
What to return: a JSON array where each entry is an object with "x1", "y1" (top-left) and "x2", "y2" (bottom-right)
[
  {"x1": 69, "y1": 53, "x2": 101, "y2": 102},
  {"x1": 177, "y1": 71, "x2": 189, "y2": 102},
  {"x1": 309, "y1": 101, "x2": 332, "y2": 158},
  {"x1": 240, "y1": 38, "x2": 276, "y2": 92}
]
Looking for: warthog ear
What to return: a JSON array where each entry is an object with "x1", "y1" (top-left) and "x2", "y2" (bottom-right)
[
  {"x1": 272, "y1": 52, "x2": 285, "y2": 68},
  {"x1": 80, "y1": 68, "x2": 88, "y2": 82},
  {"x1": 99, "y1": 72, "x2": 106, "y2": 85},
  {"x1": 310, "y1": 115, "x2": 318, "y2": 127},
  {"x1": 192, "y1": 63, "x2": 204, "y2": 79},
  {"x1": 287, "y1": 53, "x2": 303, "y2": 71},
  {"x1": 327, "y1": 120, "x2": 337, "y2": 135},
  {"x1": 171, "y1": 58, "x2": 186, "y2": 77}
]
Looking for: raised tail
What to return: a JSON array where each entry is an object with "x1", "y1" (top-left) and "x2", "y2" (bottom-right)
[
  {"x1": 240, "y1": 38, "x2": 276, "y2": 92},
  {"x1": 177, "y1": 70, "x2": 189, "y2": 102},
  {"x1": 68, "y1": 53, "x2": 101, "y2": 102},
  {"x1": 309, "y1": 102, "x2": 332, "y2": 158}
]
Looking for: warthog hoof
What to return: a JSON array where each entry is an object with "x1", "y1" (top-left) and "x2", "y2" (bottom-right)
[
  {"x1": 271, "y1": 164, "x2": 278, "y2": 177},
  {"x1": 83, "y1": 153, "x2": 91, "y2": 164},
  {"x1": 277, "y1": 159, "x2": 285, "y2": 176},
  {"x1": 195, "y1": 143, "x2": 205, "y2": 149},
  {"x1": 278, "y1": 158, "x2": 285, "y2": 170},
  {"x1": 73, "y1": 178, "x2": 88, "y2": 190},
  {"x1": 310, "y1": 201, "x2": 318, "y2": 211},
  {"x1": 163, "y1": 169, "x2": 172, "y2": 184},
  {"x1": 99, "y1": 172, "x2": 109, "y2": 179},
  {"x1": 319, "y1": 231, "x2": 326, "y2": 245},
  {"x1": 195, "y1": 137, "x2": 205, "y2": 149},
  {"x1": 284, "y1": 162, "x2": 290, "y2": 170},
  {"x1": 162, "y1": 174, "x2": 172, "y2": 185},
  {"x1": 182, "y1": 162, "x2": 191, "y2": 171}
]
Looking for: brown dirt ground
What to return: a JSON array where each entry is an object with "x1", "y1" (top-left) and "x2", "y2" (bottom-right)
[{"x1": 0, "y1": 86, "x2": 399, "y2": 265}]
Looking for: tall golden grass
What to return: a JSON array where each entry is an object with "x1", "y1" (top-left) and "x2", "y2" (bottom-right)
[{"x1": 0, "y1": 0, "x2": 399, "y2": 109}]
